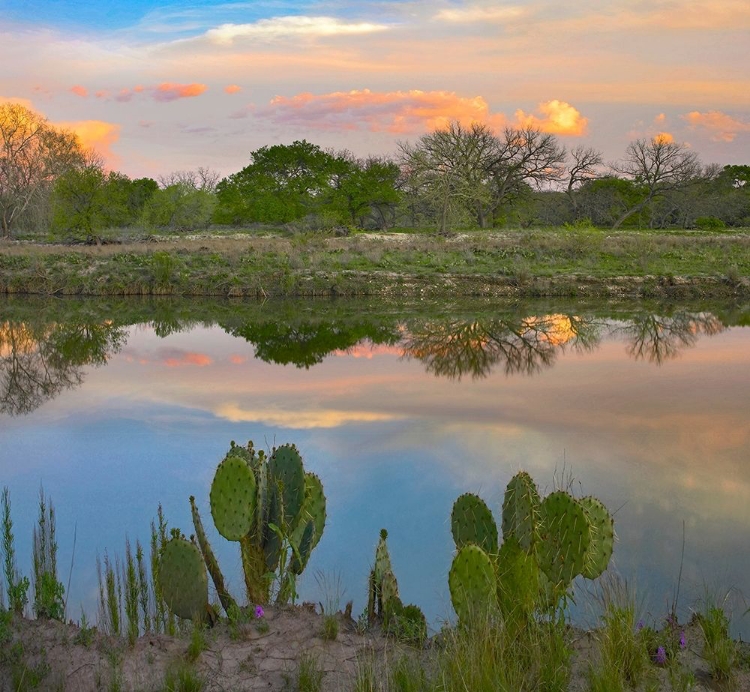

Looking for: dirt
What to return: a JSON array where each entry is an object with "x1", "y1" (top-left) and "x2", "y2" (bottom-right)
[{"x1": 2, "y1": 607, "x2": 750, "y2": 692}]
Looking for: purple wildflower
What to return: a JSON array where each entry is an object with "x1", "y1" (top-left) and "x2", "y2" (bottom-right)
[
  {"x1": 255, "y1": 605, "x2": 265, "y2": 619},
  {"x1": 679, "y1": 631, "x2": 686, "y2": 649},
  {"x1": 636, "y1": 619, "x2": 644, "y2": 631},
  {"x1": 654, "y1": 646, "x2": 667, "y2": 665}
]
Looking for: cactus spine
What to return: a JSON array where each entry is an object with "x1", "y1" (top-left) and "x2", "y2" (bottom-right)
[{"x1": 448, "y1": 471, "x2": 615, "y2": 625}]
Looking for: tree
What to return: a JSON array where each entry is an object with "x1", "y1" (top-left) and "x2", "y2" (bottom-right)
[
  {"x1": 158, "y1": 167, "x2": 220, "y2": 193},
  {"x1": 329, "y1": 154, "x2": 401, "y2": 228},
  {"x1": 399, "y1": 122, "x2": 497, "y2": 231},
  {"x1": 487, "y1": 126, "x2": 567, "y2": 223},
  {"x1": 0, "y1": 103, "x2": 85, "y2": 237},
  {"x1": 215, "y1": 141, "x2": 339, "y2": 224},
  {"x1": 564, "y1": 145, "x2": 603, "y2": 216},
  {"x1": 610, "y1": 136, "x2": 701, "y2": 229},
  {"x1": 141, "y1": 182, "x2": 216, "y2": 231}
]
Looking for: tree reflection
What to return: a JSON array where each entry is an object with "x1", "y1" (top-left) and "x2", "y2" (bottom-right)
[
  {"x1": 402, "y1": 313, "x2": 602, "y2": 379},
  {"x1": 226, "y1": 321, "x2": 399, "y2": 368},
  {"x1": 0, "y1": 321, "x2": 127, "y2": 415},
  {"x1": 618, "y1": 311, "x2": 725, "y2": 364}
]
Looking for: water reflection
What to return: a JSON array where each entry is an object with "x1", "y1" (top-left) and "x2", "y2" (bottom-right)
[
  {"x1": 0, "y1": 320, "x2": 126, "y2": 415},
  {"x1": 0, "y1": 301, "x2": 739, "y2": 416}
]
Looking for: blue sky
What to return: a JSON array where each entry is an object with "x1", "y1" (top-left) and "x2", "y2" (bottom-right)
[{"x1": 1, "y1": 1, "x2": 748, "y2": 178}]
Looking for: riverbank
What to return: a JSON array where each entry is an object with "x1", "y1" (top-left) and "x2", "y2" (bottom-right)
[{"x1": 1, "y1": 229, "x2": 748, "y2": 298}]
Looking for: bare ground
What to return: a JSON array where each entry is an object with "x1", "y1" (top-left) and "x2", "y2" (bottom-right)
[{"x1": 2, "y1": 606, "x2": 749, "y2": 692}]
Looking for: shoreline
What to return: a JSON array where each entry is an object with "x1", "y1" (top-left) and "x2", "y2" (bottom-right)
[{"x1": 1, "y1": 229, "x2": 748, "y2": 299}]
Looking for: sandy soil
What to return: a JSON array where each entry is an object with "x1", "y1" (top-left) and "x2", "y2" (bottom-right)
[{"x1": 2, "y1": 605, "x2": 749, "y2": 692}]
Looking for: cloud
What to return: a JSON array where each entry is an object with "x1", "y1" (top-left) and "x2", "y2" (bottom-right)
[
  {"x1": 55, "y1": 119, "x2": 121, "y2": 167},
  {"x1": 514, "y1": 99, "x2": 588, "y2": 136},
  {"x1": 204, "y1": 16, "x2": 388, "y2": 45},
  {"x1": 163, "y1": 352, "x2": 213, "y2": 367},
  {"x1": 682, "y1": 110, "x2": 750, "y2": 142},
  {"x1": 258, "y1": 89, "x2": 505, "y2": 134},
  {"x1": 653, "y1": 132, "x2": 675, "y2": 144},
  {"x1": 153, "y1": 82, "x2": 207, "y2": 102},
  {"x1": 435, "y1": 5, "x2": 527, "y2": 23},
  {"x1": 215, "y1": 404, "x2": 399, "y2": 429},
  {"x1": 70, "y1": 85, "x2": 88, "y2": 98},
  {"x1": 224, "y1": 84, "x2": 242, "y2": 94}
]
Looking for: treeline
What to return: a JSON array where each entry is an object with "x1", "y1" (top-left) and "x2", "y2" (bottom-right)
[{"x1": 1, "y1": 102, "x2": 749, "y2": 241}]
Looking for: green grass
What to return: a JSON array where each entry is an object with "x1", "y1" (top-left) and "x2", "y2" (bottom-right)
[
  {"x1": 1, "y1": 227, "x2": 748, "y2": 297},
  {"x1": 698, "y1": 593, "x2": 737, "y2": 683},
  {"x1": 297, "y1": 652, "x2": 324, "y2": 692}
]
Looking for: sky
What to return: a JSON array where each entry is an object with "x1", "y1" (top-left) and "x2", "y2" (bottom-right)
[{"x1": 1, "y1": 0, "x2": 749, "y2": 179}]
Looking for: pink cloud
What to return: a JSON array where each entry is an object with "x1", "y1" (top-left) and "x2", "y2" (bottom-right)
[
  {"x1": 514, "y1": 100, "x2": 588, "y2": 136},
  {"x1": 229, "y1": 354, "x2": 247, "y2": 364},
  {"x1": 70, "y1": 85, "x2": 88, "y2": 98},
  {"x1": 163, "y1": 352, "x2": 213, "y2": 367},
  {"x1": 224, "y1": 84, "x2": 242, "y2": 94},
  {"x1": 258, "y1": 89, "x2": 505, "y2": 134},
  {"x1": 55, "y1": 119, "x2": 121, "y2": 168},
  {"x1": 682, "y1": 110, "x2": 750, "y2": 142},
  {"x1": 153, "y1": 82, "x2": 207, "y2": 102},
  {"x1": 95, "y1": 90, "x2": 110, "y2": 99}
]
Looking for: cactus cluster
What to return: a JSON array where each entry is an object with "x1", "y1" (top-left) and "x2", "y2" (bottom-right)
[
  {"x1": 367, "y1": 529, "x2": 427, "y2": 645},
  {"x1": 448, "y1": 471, "x2": 614, "y2": 625},
  {"x1": 159, "y1": 440, "x2": 327, "y2": 621}
]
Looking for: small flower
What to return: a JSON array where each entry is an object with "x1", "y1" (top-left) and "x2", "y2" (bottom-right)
[
  {"x1": 654, "y1": 646, "x2": 667, "y2": 665},
  {"x1": 255, "y1": 605, "x2": 265, "y2": 619},
  {"x1": 679, "y1": 631, "x2": 686, "y2": 649},
  {"x1": 636, "y1": 619, "x2": 645, "y2": 631}
]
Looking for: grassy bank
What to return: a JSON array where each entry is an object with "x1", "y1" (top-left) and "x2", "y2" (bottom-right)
[{"x1": 1, "y1": 227, "x2": 749, "y2": 298}]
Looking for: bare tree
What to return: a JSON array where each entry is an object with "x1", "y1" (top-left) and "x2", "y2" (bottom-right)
[
  {"x1": 564, "y1": 145, "x2": 603, "y2": 214},
  {"x1": 610, "y1": 136, "x2": 701, "y2": 229},
  {"x1": 398, "y1": 122, "x2": 496, "y2": 231},
  {"x1": 0, "y1": 103, "x2": 85, "y2": 237},
  {"x1": 488, "y1": 126, "x2": 567, "y2": 219},
  {"x1": 158, "y1": 167, "x2": 221, "y2": 192}
]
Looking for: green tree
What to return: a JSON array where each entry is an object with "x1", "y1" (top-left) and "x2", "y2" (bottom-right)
[
  {"x1": 141, "y1": 182, "x2": 216, "y2": 231},
  {"x1": 329, "y1": 155, "x2": 401, "y2": 228},
  {"x1": 215, "y1": 140, "x2": 338, "y2": 224}
]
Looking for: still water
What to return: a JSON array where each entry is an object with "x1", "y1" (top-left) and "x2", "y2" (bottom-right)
[{"x1": 1, "y1": 297, "x2": 749, "y2": 634}]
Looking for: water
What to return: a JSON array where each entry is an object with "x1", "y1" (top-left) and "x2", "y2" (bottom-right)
[{"x1": 1, "y1": 297, "x2": 749, "y2": 635}]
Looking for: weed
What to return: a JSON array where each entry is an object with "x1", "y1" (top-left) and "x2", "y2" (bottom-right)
[
  {"x1": 123, "y1": 538, "x2": 139, "y2": 646},
  {"x1": 315, "y1": 570, "x2": 343, "y2": 641},
  {"x1": 390, "y1": 655, "x2": 430, "y2": 692},
  {"x1": 32, "y1": 488, "x2": 65, "y2": 621},
  {"x1": 1, "y1": 487, "x2": 29, "y2": 615},
  {"x1": 698, "y1": 596, "x2": 737, "y2": 682},
  {"x1": 74, "y1": 609, "x2": 96, "y2": 647},
  {"x1": 297, "y1": 652, "x2": 324, "y2": 692},
  {"x1": 162, "y1": 661, "x2": 206, "y2": 692},
  {"x1": 97, "y1": 550, "x2": 121, "y2": 636},
  {"x1": 353, "y1": 654, "x2": 377, "y2": 692},
  {"x1": 322, "y1": 613, "x2": 339, "y2": 641},
  {"x1": 186, "y1": 622, "x2": 208, "y2": 662}
]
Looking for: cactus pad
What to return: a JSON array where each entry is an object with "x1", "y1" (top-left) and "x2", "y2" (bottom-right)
[
  {"x1": 269, "y1": 444, "x2": 305, "y2": 527},
  {"x1": 210, "y1": 455, "x2": 256, "y2": 541},
  {"x1": 538, "y1": 491, "x2": 591, "y2": 587},
  {"x1": 449, "y1": 544, "x2": 497, "y2": 624},
  {"x1": 159, "y1": 537, "x2": 208, "y2": 621},
  {"x1": 501, "y1": 471, "x2": 540, "y2": 551},
  {"x1": 451, "y1": 493, "x2": 498, "y2": 554},
  {"x1": 579, "y1": 496, "x2": 615, "y2": 579}
]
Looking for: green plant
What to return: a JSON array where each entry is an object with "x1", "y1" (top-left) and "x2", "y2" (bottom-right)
[
  {"x1": 448, "y1": 471, "x2": 614, "y2": 627},
  {"x1": 698, "y1": 597, "x2": 737, "y2": 682},
  {"x1": 390, "y1": 655, "x2": 430, "y2": 692},
  {"x1": 353, "y1": 654, "x2": 377, "y2": 692},
  {"x1": 32, "y1": 488, "x2": 65, "y2": 621},
  {"x1": 2, "y1": 487, "x2": 30, "y2": 615},
  {"x1": 366, "y1": 529, "x2": 427, "y2": 645},
  {"x1": 315, "y1": 570, "x2": 342, "y2": 641},
  {"x1": 160, "y1": 440, "x2": 327, "y2": 623},
  {"x1": 186, "y1": 621, "x2": 208, "y2": 662},
  {"x1": 297, "y1": 652, "x2": 324, "y2": 692},
  {"x1": 162, "y1": 660, "x2": 206, "y2": 692},
  {"x1": 97, "y1": 550, "x2": 122, "y2": 636},
  {"x1": 74, "y1": 609, "x2": 95, "y2": 647}
]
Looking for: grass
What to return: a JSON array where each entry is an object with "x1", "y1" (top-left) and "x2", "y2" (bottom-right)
[
  {"x1": 297, "y1": 652, "x2": 324, "y2": 692},
  {"x1": 1, "y1": 227, "x2": 748, "y2": 298},
  {"x1": 315, "y1": 570, "x2": 342, "y2": 641},
  {"x1": 698, "y1": 591, "x2": 738, "y2": 683}
]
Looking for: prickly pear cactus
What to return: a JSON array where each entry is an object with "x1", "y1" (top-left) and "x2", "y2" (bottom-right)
[
  {"x1": 579, "y1": 496, "x2": 615, "y2": 580},
  {"x1": 501, "y1": 471, "x2": 540, "y2": 552},
  {"x1": 449, "y1": 543, "x2": 497, "y2": 625},
  {"x1": 538, "y1": 491, "x2": 591, "y2": 587},
  {"x1": 210, "y1": 455, "x2": 257, "y2": 541},
  {"x1": 451, "y1": 493, "x2": 498, "y2": 555},
  {"x1": 159, "y1": 536, "x2": 208, "y2": 621}
]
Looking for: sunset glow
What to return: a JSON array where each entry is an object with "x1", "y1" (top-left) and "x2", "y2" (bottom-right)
[{"x1": 0, "y1": 0, "x2": 747, "y2": 177}]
